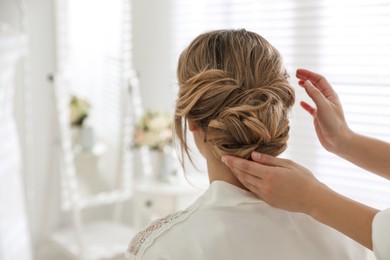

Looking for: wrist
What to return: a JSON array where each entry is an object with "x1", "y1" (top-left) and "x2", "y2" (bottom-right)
[
  {"x1": 306, "y1": 182, "x2": 334, "y2": 220},
  {"x1": 331, "y1": 127, "x2": 355, "y2": 156}
]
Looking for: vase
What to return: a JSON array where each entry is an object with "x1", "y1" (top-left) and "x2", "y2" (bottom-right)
[
  {"x1": 71, "y1": 126, "x2": 95, "y2": 150},
  {"x1": 79, "y1": 126, "x2": 95, "y2": 150},
  {"x1": 71, "y1": 126, "x2": 81, "y2": 147},
  {"x1": 149, "y1": 149, "x2": 178, "y2": 183}
]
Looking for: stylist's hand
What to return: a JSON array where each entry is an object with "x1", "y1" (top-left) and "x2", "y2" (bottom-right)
[
  {"x1": 296, "y1": 69, "x2": 351, "y2": 154},
  {"x1": 222, "y1": 152, "x2": 327, "y2": 215}
]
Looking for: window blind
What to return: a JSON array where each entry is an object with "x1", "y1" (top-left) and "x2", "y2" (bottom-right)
[
  {"x1": 65, "y1": 0, "x2": 131, "y2": 142},
  {"x1": 171, "y1": 0, "x2": 390, "y2": 209}
]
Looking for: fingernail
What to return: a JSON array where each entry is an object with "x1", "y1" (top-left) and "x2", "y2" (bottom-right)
[
  {"x1": 304, "y1": 80, "x2": 313, "y2": 89},
  {"x1": 252, "y1": 151, "x2": 261, "y2": 160},
  {"x1": 221, "y1": 156, "x2": 227, "y2": 164}
]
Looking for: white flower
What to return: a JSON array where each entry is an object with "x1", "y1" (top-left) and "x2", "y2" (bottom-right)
[{"x1": 133, "y1": 111, "x2": 173, "y2": 151}]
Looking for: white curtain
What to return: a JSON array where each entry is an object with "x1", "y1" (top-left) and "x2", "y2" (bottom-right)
[
  {"x1": 171, "y1": 0, "x2": 390, "y2": 209},
  {"x1": 0, "y1": 33, "x2": 32, "y2": 260}
]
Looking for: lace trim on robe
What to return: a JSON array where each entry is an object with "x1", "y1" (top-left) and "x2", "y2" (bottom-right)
[{"x1": 126, "y1": 204, "x2": 198, "y2": 259}]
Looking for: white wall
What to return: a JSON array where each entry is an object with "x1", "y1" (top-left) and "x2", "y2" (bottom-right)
[
  {"x1": 0, "y1": 2, "x2": 21, "y2": 29},
  {"x1": 27, "y1": 0, "x2": 58, "y2": 254},
  {"x1": 132, "y1": 0, "x2": 175, "y2": 113}
]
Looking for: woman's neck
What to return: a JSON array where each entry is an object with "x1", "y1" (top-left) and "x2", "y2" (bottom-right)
[{"x1": 204, "y1": 147, "x2": 248, "y2": 190}]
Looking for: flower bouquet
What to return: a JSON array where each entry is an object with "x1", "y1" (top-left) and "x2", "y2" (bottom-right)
[
  {"x1": 69, "y1": 95, "x2": 94, "y2": 149},
  {"x1": 133, "y1": 110, "x2": 173, "y2": 151},
  {"x1": 70, "y1": 95, "x2": 90, "y2": 127}
]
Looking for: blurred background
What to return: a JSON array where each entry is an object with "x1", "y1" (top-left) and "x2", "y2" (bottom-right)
[{"x1": 1, "y1": 0, "x2": 390, "y2": 259}]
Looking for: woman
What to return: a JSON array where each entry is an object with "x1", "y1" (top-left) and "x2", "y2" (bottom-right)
[
  {"x1": 126, "y1": 30, "x2": 369, "y2": 259},
  {"x1": 222, "y1": 69, "x2": 390, "y2": 260}
]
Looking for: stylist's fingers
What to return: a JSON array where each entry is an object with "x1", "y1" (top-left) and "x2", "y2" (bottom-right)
[
  {"x1": 300, "y1": 101, "x2": 316, "y2": 116},
  {"x1": 302, "y1": 80, "x2": 331, "y2": 111},
  {"x1": 297, "y1": 69, "x2": 342, "y2": 109},
  {"x1": 296, "y1": 69, "x2": 337, "y2": 99},
  {"x1": 222, "y1": 155, "x2": 269, "y2": 179},
  {"x1": 250, "y1": 152, "x2": 292, "y2": 168}
]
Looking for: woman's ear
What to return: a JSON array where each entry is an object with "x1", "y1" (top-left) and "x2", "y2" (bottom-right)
[{"x1": 188, "y1": 119, "x2": 198, "y2": 132}]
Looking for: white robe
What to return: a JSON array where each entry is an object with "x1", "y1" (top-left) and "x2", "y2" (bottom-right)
[
  {"x1": 127, "y1": 181, "x2": 371, "y2": 260},
  {"x1": 373, "y1": 208, "x2": 390, "y2": 260}
]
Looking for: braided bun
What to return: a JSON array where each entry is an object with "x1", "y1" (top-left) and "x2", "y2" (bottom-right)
[
  {"x1": 207, "y1": 87, "x2": 290, "y2": 159},
  {"x1": 175, "y1": 29, "x2": 295, "y2": 166}
]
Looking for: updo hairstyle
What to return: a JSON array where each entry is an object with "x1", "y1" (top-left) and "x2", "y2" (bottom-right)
[{"x1": 174, "y1": 29, "x2": 295, "y2": 166}]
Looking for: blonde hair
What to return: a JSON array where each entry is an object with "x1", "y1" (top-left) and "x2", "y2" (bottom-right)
[{"x1": 174, "y1": 29, "x2": 295, "y2": 167}]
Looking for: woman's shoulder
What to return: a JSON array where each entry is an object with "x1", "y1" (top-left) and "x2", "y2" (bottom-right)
[{"x1": 126, "y1": 203, "x2": 201, "y2": 259}]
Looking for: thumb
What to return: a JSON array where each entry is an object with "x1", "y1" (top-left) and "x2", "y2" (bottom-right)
[{"x1": 303, "y1": 80, "x2": 328, "y2": 110}]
